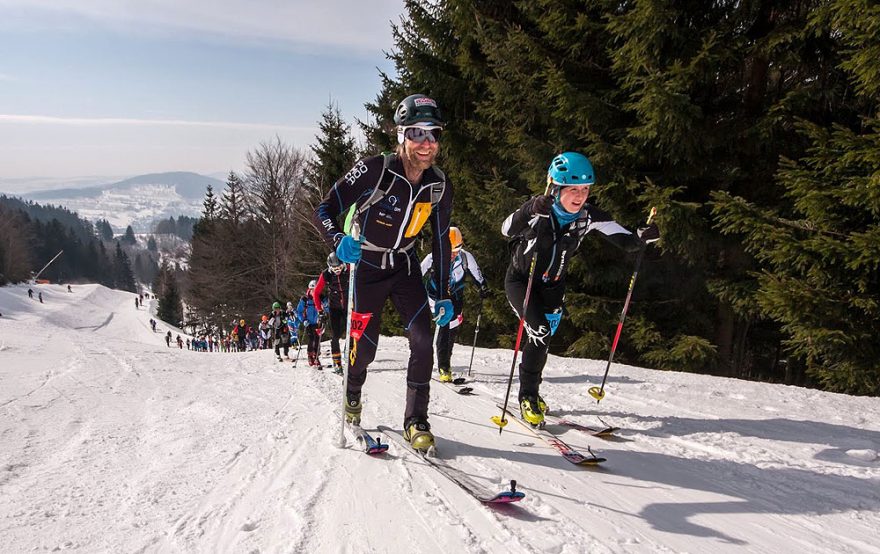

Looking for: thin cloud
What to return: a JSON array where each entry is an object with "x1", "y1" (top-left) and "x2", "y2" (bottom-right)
[
  {"x1": 0, "y1": 114, "x2": 314, "y2": 132},
  {"x1": 0, "y1": 72, "x2": 16, "y2": 81},
  {"x1": 0, "y1": 0, "x2": 404, "y2": 53}
]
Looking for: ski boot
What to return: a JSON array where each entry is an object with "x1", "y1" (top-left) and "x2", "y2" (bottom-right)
[
  {"x1": 344, "y1": 391, "x2": 362, "y2": 426},
  {"x1": 438, "y1": 367, "x2": 453, "y2": 383},
  {"x1": 519, "y1": 396, "x2": 545, "y2": 427},
  {"x1": 403, "y1": 417, "x2": 434, "y2": 452},
  {"x1": 332, "y1": 362, "x2": 343, "y2": 375},
  {"x1": 537, "y1": 395, "x2": 549, "y2": 414}
]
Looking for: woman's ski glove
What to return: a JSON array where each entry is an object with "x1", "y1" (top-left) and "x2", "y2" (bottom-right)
[
  {"x1": 336, "y1": 234, "x2": 363, "y2": 264},
  {"x1": 433, "y1": 299, "x2": 454, "y2": 326},
  {"x1": 529, "y1": 195, "x2": 553, "y2": 217},
  {"x1": 637, "y1": 223, "x2": 660, "y2": 244},
  {"x1": 479, "y1": 284, "x2": 491, "y2": 299}
]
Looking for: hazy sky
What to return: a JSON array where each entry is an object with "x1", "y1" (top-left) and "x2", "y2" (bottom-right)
[{"x1": 0, "y1": 0, "x2": 403, "y2": 186}]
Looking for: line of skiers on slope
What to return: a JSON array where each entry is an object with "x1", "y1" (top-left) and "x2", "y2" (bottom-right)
[
  {"x1": 308, "y1": 93, "x2": 661, "y2": 452},
  {"x1": 262, "y1": 292, "x2": 329, "y2": 367}
]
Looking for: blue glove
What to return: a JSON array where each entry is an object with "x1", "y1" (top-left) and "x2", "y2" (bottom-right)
[
  {"x1": 336, "y1": 234, "x2": 363, "y2": 264},
  {"x1": 433, "y1": 299, "x2": 454, "y2": 326}
]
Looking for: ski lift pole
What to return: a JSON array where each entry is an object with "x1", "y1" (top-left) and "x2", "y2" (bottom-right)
[
  {"x1": 335, "y1": 222, "x2": 360, "y2": 448},
  {"x1": 589, "y1": 207, "x2": 657, "y2": 403}
]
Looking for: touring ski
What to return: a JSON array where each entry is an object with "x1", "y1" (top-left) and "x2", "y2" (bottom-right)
[
  {"x1": 431, "y1": 377, "x2": 474, "y2": 395},
  {"x1": 346, "y1": 423, "x2": 389, "y2": 455},
  {"x1": 377, "y1": 425, "x2": 525, "y2": 504},
  {"x1": 497, "y1": 404, "x2": 606, "y2": 465},
  {"x1": 553, "y1": 417, "x2": 619, "y2": 438}
]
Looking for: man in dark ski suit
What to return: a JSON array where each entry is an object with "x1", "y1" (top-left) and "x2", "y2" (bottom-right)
[
  {"x1": 313, "y1": 253, "x2": 350, "y2": 373},
  {"x1": 313, "y1": 93, "x2": 454, "y2": 451}
]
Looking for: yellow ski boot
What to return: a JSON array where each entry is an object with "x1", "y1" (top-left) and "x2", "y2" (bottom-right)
[
  {"x1": 403, "y1": 418, "x2": 435, "y2": 452},
  {"x1": 520, "y1": 396, "x2": 545, "y2": 427}
]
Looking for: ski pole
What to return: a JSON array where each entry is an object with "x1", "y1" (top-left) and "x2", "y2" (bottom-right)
[
  {"x1": 466, "y1": 301, "x2": 483, "y2": 378},
  {"x1": 492, "y1": 232, "x2": 541, "y2": 433},
  {"x1": 335, "y1": 221, "x2": 360, "y2": 448},
  {"x1": 432, "y1": 306, "x2": 442, "y2": 373},
  {"x1": 589, "y1": 207, "x2": 657, "y2": 403},
  {"x1": 292, "y1": 335, "x2": 302, "y2": 365}
]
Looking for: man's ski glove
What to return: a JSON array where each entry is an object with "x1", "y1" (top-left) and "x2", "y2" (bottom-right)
[
  {"x1": 529, "y1": 195, "x2": 553, "y2": 217},
  {"x1": 479, "y1": 284, "x2": 490, "y2": 299},
  {"x1": 336, "y1": 234, "x2": 363, "y2": 264},
  {"x1": 433, "y1": 299, "x2": 454, "y2": 326},
  {"x1": 637, "y1": 223, "x2": 660, "y2": 244}
]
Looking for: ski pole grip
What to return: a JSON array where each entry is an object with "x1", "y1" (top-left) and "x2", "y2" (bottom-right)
[
  {"x1": 350, "y1": 221, "x2": 361, "y2": 241},
  {"x1": 646, "y1": 206, "x2": 657, "y2": 225}
]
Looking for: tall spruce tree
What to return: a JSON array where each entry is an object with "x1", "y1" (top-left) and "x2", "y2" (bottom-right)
[
  {"x1": 202, "y1": 184, "x2": 219, "y2": 221},
  {"x1": 300, "y1": 102, "x2": 359, "y2": 282},
  {"x1": 712, "y1": 0, "x2": 880, "y2": 394},
  {"x1": 112, "y1": 241, "x2": 137, "y2": 292},
  {"x1": 156, "y1": 260, "x2": 183, "y2": 326},
  {"x1": 122, "y1": 225, "x2": 137, "y2": 245},
  {"x1": 96, "y1": 219, "x2": 114, "y2": 241}
]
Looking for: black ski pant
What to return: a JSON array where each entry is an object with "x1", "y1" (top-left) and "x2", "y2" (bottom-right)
[
  {"x1": 435, "y1": 293, "x2": 464, "y2": 370},
  {"x1": 274, "y1": 335, "x2": 290, "y2": 358},
  {"x1": 505, "y1": 268, "x2": 565, "y2": 400},
  {"x1": 349, "y1": 256, "x2": 433, "y2": 424},
  {"x1": 328, "y1": 307, "x2": 346, "y2": 367},
  {"x1": 305, "y1": 325, "x2": 320, "y2": 357}
]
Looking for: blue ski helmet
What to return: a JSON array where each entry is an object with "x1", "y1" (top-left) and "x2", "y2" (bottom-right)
[{"x1": 547, "y1": 152, "x2": 595, "y2": 186}]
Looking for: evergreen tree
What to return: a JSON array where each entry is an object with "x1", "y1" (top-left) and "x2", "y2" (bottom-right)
[
  {"x1": 0, "y1": 204, "x2": 32, "y2": 284},
  {"x1": 113, "y1": 241, "x2": 137, "y2": 292},
  {"x1": 122, "y1": 225, "x2": 137, "y2": 245},
  {"x1": 202, "y1": 184, "x2": 219, "y2": 221},
  {"x1": 308, "y1": 101, "x2": 358, "y2": 195},
  {"x1": 712, "y1": 0, "x2": 880, "y2": 394},
  {"x1": 299, "y1": 101, "x2": 358, "y2": 284},
  {"x1": 96, "y1": 219, "x2": 114, "y2": 241},
  {"x1": 156, "y1": 260, "x2": 183, "y2": 326},
  {"x1": 221, "y1": 171, "x2": 247, "y2": 227},
  {"x1": 154, "y1": 217, "x2": 176, "y2": 235},
  {"x1": 147, "y1": 236, "x2": 157, "y2": 252}
]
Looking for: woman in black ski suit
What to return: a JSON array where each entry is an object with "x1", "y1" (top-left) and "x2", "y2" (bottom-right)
[
  {"x1": 502, "y1": 152, "x2": 659, "y2": 426},
  {"x1": 313, "y1": 93, "x2": 454, "y2": 451}
]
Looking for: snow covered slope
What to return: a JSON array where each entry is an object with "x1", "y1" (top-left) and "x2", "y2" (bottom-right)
[{"x1": 1, "y1": 284, "x2": 879, "y2": 553}]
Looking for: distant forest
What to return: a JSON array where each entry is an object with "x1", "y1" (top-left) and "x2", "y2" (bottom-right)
[{"x1": 0, "y1": 195, "x2": 158, "y2": 292}]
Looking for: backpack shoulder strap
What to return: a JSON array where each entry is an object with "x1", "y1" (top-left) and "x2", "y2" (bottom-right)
[
  {"x1": 429, "y1": 166, "x2": 446, "y2": 208},
  {"x1": 355, "y1": 153, "x2": 395, "y2": 217}
]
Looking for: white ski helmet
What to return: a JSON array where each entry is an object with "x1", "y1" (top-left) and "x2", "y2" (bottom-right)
[
  {"x1": 286, "y1": 301, "x2": 294, "y2": 310},
  {"x1": 308, "y1": 279, "x2": 317, "y2": 290}
]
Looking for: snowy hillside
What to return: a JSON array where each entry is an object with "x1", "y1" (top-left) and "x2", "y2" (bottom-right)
[
  {"x1": 20, "y1": 172, "x2": 221, "y2": 232},
  {"x1": 1, "y1": 284, "x2": 879, "y2": 553}
]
